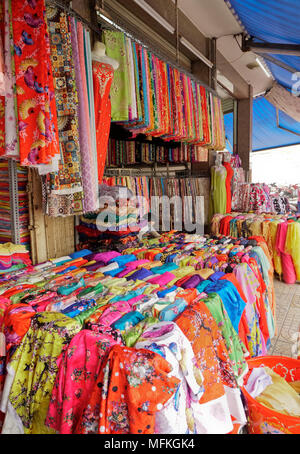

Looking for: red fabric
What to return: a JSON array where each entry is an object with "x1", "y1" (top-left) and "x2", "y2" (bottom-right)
[
  {"x1": 11, "y1": 0, "x2": 59, "y2": 165},
  {"x1": 93, "y1": 61, "x2": 114, "y2": 183},
  {"x1": 223, "y1": 162, "x2": 234, "y2": 213}
]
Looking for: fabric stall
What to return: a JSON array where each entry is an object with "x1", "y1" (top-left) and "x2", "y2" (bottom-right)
[
  {"x1": 1, "y1": 0, "x2": 298, "y2": 438},
  {"x1": 211, "y1": 213, "x2": 300, "y2": 285},
  {"x1": 0, "y1": 230, "x2": 278, "y2": 434}
]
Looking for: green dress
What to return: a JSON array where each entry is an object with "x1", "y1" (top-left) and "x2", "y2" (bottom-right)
[{"x1": 202, "y1": 293, "x2": 248, "y2": 384}]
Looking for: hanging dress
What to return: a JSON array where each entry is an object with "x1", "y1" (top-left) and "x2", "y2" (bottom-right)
[
  {"x1": 223, "y1": 161, "x2": 234, "y2": 213},
  {"x1": 93, "y1": 60, "x2": 114, "y2": 183}
]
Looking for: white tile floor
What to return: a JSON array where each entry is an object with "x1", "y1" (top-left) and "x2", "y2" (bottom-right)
[{"x1": 269, "y1": 279, "x2": 300, "y2": 358}]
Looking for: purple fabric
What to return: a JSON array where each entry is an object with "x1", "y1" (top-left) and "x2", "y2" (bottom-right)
[
  {"x1": 85, "y1": 262, "x2": 106, "y2": 272},
  {"x1": 70, "y1": 17, "x2": 98, "y2": 213},
  {"x1": 84, "y1": 253, "x2": 100, "y2": 262},
  {"x1": 180, "y1": 274, "x2": 202, "y2": 289},
  {"x1": 209, "y1": 271, "x2": 226, "y2": 282},
  {"x1": 205, "y1": 256, "x2": 218, "y2": 266},
  {"x1": 127, "y1": 268, "x2": 153, "y2": 281}
]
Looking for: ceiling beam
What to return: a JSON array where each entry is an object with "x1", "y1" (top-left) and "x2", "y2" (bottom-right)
[
  {"x1": 243, "y1": 36, "x2": 300, "y2": 56},
  {"x1": 216, "y1": 50, "x2": 250, "y2": 99}
]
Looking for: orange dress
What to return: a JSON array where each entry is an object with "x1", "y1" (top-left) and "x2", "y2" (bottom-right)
[
  {"x1": 93, "y1": 61, "x2": 114, "y2": 183},
  {"x1": 223, "y1": 161, "x2": 234, "y2": 213}
]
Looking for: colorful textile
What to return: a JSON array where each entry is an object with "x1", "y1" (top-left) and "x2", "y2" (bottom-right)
[
  {"x1": 2, "y1": 313, "x2": 81, "y2": 434},
  {"x1": 11, "y1": 0, "x2": 59, "y2": 166},
  {"x1": 45, "y1": 329, "x2": 118, "y2": 434},
  {"x1": 75, "y1": 345, "x2": 180, "y2": 434}
]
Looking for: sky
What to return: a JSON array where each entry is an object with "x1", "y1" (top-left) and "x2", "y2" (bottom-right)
[{"x1": 250, "y1": 145, "x2": 300, "y2": 185}]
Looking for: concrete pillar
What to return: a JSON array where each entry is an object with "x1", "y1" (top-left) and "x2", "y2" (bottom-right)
[{"x1": 237, "y1": 85, "x2": 253, "y2": 176}]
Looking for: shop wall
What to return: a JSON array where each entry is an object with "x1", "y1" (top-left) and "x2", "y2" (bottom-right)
[{"x1": 28, "y1": 170, "x2": 76, "y2": 265}]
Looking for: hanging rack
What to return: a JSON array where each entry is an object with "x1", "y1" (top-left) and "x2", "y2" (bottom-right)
[{"x1": 95, "y1": 3, "x2": 219, "y2": 98}]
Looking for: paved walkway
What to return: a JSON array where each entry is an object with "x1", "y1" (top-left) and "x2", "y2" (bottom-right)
[{"x1": 269, "y1": 279, "x2": 300, "y2": 358}]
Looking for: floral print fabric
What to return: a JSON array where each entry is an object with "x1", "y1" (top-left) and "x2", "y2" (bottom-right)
[
  {"x1": 75, "y1": 345, "x2": 180, "y2": 434},
  {"x1": 3, "y1": 313, "x2": 81, "y2": 434},
  {"x1": 11, "y1": 0, "x2": 59, "y2": 166},
  {"x1": 45, "y1": 329, "x2": 119, "y2": 434}
]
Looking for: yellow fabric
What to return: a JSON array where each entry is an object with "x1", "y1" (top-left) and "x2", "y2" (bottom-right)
[
  {"x1": 249, "y1": 220, "x2": 262, "y2": 237},
  {"x1": 269, "y1": 221, "x2": 282, "y2": 277},
  {"x1": 256, "y1": 367, "x2": 300, "y2": 417},
  {"x1": 285, "y1": 222, "x2": 300, "y2": 281},
  {"x1": 290, "y1": 381, "x2": 300, "y2": 394},
  {"x1": 195, "y1": 268, "x2": 215, "y2": 279},
  {"x1": 0, "y1": 242, "x2": 28, "y2": 255}
]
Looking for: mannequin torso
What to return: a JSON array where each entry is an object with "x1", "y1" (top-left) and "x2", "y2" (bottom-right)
[{"x1": 92, "y1": 41, "x2": 119, "y2": 70}]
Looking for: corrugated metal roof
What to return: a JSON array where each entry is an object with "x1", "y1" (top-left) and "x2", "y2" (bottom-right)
[
  {"x1": 225, "y1": 0, "x2": 300, "y2": 150},
  {"x1": 225, "y1": 0, "x2": 300, "y2": 90},
  {"x1": 224, "y1": 97, "x2": 300, "y2": 151}
]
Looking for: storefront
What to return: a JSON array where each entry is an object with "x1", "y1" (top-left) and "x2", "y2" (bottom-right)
[{"x1": 0, "y1": 0, "x2": 299, "y2": 437}]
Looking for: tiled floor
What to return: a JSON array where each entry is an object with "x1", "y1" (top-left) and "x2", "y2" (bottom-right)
[{"x1": 269, "y1": 279, "x2": 300, "y2": 358}]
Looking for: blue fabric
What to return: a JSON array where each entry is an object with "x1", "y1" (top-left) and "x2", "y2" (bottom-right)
[
  {"x1": 61, "y1": 298, "x2": 96, "y2": 317},
  {"x1": 57, "y1": 266, "x2": 77, "y2": 275},
  {"x1": 69, "y1": 249, "x2": 92, "y2": 259},
  {"x1": 109, "y1": 288, "x2": 146, "y2": 303},
  {"x1": 157, "y1": 286, "x2": 178, "y2": 298},
  {"x1": 209, "y1": 271, "x2": 226, "y2": 282},
  {"x1": 159, "y1": 298, "x2": 188, "y2": 322},
  {"x1": 196, "y1": 280, "x2": 212, "y2": 294},
  {"x1": 127, "y1": 268, "x2": 153, "y2": 281},
  {"x1": 151, "y1": 263, "x2": 179, "y2": 274},
  {"x1": 204, "y1": 280, "x2": 246, "y2": 333},
  {"x1": 108, "y1": 254, "x2": 137, "y2": 266},
  {"x1": 104, "y1": 267, "x2": 124, "y2": 277},
  {"x1": 165, "y1": 253, "x2": 178, "y2": 263},
  {"x1": 112, "y1": 311, "x2": 145, "y2": 331}
]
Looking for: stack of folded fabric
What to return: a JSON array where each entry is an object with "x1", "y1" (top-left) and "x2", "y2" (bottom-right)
[
  {"x1": 0, "y1": 243, "x2": 32, "y2": 274},
  {"x1": 77, "y1": 184, "x2": 148, "y2": 252}
]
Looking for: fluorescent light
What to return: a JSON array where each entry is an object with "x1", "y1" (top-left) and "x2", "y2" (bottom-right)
[
  {"x1": 133, "y1": 0, "x2": 175, "y2": 34},
  {"x1": 256, "y1": 57, "x2": 272, "y2": 78},
  {"x1": 180, "y1": 37, "x2": 214, "y2": 68}
]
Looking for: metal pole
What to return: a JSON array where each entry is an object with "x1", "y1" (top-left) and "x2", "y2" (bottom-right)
[
  {"x1": 175, "y1": 0, "x2": 179, "y2": 65},
  {"x1": 8, "y1": 160, "x2": 21, "y2": 245}
]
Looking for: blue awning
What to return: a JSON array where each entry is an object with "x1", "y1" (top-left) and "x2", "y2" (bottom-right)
[
  {"x1": 225, "y1": 0, "x2": 300, "y2": 150},
  {"x1": 226, "y1": 0, "x2": 300, "y2": 91},
  {"x1": 224, "y1": 97, "x2": 300, "y2": 152}
]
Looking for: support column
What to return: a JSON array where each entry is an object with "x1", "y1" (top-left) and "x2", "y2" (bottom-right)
[{"x1": 237, "y1": 85, "x2": 253, "y2": 179}]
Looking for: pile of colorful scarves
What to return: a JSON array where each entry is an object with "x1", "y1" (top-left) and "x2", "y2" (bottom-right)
[
  {"x1": 232, "y1": 182, "x2": 290, "y2": 215},
  {"x1": 0, "y1": 231, "x2": 276, "y2": 434}
]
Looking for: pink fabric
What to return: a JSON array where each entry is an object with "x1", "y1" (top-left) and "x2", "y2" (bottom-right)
[
  {"x1": 147, "y1": 272, "x2": 176, "y2": 286},
  {"x1": 93, "y1": 251, "x2": 121, "y2": 264},
  {"x1": 233, "y1": 263, "x2": 259, "y2": 305},
  {"x1": 276, "y1": 222, "x2": 297, "y2": 284},
  {"x1": 45, "y1": 330, "x2": 117, "y2": 434},
  {"x1": 125, "y1": 260, "x2": 150, "y2": 270},
  {"x1": 73, "y1": 19, "x2": 98, "y2": 213},
  {"x1": 97, "y1": 301, "x2": 133, "y2": 326}
]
